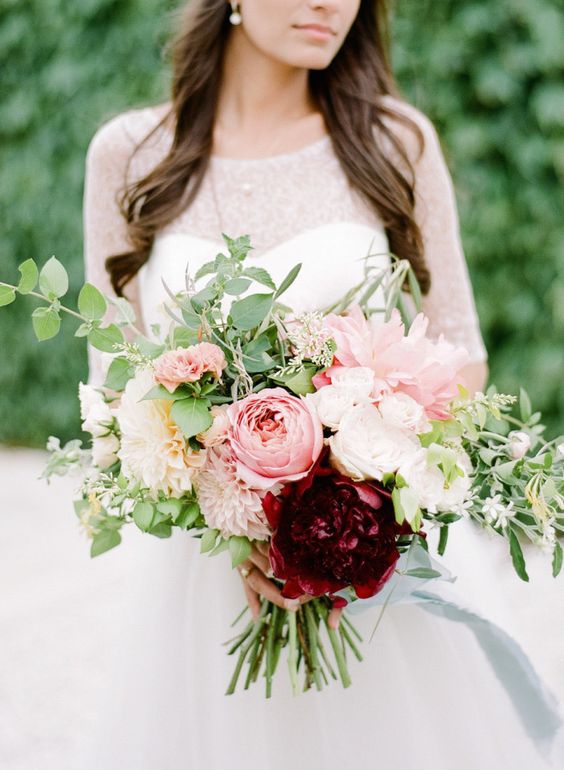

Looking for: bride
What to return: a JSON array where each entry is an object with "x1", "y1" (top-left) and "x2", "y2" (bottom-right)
[{"x1": 81, "y1": 1, "x2": 561, "y2": 768}]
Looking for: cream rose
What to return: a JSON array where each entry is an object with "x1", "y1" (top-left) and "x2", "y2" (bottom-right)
[
  {"x1": 328, "y1": 403, "x2": 419, "y2": 481},
  {"x1": 377, "y1": 392, "x2": 431, "y2": 434},
  {"x1": 308, "y1": 366, "x2": 375, "y2": 430}
]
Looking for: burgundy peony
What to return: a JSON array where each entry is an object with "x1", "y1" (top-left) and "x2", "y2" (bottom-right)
[{"x1": 263, "y1": 453, "x2": 401, "y2": 601}]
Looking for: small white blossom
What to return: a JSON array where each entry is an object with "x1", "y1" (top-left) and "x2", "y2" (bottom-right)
[
  {"x1": 482, "y1": 495, "x2": 515, "y2": 528},
  {"x1": 539, "y1": 520, "x2": 556, "y2": 555},
  {"x1": 507, "y1": 431, "x2": 531, "y2": 459},
  {"x1": 286, "y1": 312, "x2": 335, "y2": 368}
]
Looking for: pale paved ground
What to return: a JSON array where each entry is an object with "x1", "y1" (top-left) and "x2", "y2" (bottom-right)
[
  {"x1": 0, "y1": 446, "x2": 563, "y2": 770},
  {"x1": 0, "y1": 446, "x2": 137, "y2": 770}
]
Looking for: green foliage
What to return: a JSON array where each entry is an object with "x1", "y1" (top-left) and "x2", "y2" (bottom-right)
[
  {"x1": 393, "y1": 0, "x2": 564, "y2": 432},
  {"x1": 1, "y1": 0, "x2": 562, "y2": 446},
  {"x1": 0, "y1": 0, "x2": 176, "y2": 445}
]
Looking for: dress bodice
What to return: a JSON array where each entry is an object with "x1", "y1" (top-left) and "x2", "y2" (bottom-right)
[
  {"x1": 139, "y1": 224, "x2": 390, "y2": 338},
  {"x1": 83, "y1": 99, "x2": 488, "y2": 385}
]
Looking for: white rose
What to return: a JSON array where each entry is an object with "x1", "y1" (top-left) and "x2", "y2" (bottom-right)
[
  {"x1": 308, "y1": 367, "x2": 376, "y2": 431},
  {"x1": 82, "y1": 401, "x2": 115, "y2": 438},
  {"x1": 377, "y1": 392, "x2": 431, "y2": 433},
  {"x1": 78, "y1": 382, "x2": 104, "y2": 422},
  {"x1": 399, "y1": 447, "x2": 472, "y2": 514},
  {"x1": 328, "y1": 403, "x2": 419, "y2": 481},
  {"x1": 307, "y1": 386, "x2": 356, "y2": 430},
  {"x1": 92, "y1": 433, "x2": 120, "y2": 469},
  {"x1": 507, "y1": 431, "x2": 531, "y2": 459}
]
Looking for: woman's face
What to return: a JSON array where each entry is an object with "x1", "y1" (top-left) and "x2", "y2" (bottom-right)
[{"x1": 228, "y1": 0, "x2": 362, "y2": 70}]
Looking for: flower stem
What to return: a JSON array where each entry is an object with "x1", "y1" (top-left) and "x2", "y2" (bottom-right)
[
  {"x1": 324, "y1": 617, "x2": 351, "y2": 688},
  {"x1": 287, "y1": 610, "x2": 299, "y2": 696}
]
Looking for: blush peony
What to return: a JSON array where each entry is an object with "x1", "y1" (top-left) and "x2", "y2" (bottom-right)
[{"x1": 226, "y1": 388, "x2": 323, "y2": 490}]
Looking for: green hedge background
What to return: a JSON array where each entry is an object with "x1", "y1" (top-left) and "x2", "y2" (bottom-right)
[{"x1": 1, "y1": 0, "x2": 562, "y2": 446}]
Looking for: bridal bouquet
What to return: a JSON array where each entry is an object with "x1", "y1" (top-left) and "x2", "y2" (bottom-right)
[{"x1": 2, "y1": 235, "x2": 563, "y2": 697}]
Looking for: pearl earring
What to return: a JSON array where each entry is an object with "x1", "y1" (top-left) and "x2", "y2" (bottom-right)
[{"x1": 229, "y1": 1, "x2": 242, "y2": 25}]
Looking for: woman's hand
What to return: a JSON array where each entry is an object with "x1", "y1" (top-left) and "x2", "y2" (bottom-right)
[{"x1": 237, "y1": 541, "x2": 342, "y2": 629}]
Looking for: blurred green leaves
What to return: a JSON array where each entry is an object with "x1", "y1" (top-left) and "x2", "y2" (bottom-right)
[
  {"x1": 0, "y1": 0, "x2": 562, "y2": 446},
  {"x1": 394, "y1": 0, "x2": 564, "y2": 433}
]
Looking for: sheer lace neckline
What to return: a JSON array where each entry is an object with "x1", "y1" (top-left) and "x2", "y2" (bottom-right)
[{"x1": 209, "y1": 134, "x2": 331, "y2": 165}]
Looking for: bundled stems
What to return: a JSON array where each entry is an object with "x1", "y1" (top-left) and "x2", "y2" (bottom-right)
[{"x1": 225, "y1": 596, "x2": 361, "y2": 696}]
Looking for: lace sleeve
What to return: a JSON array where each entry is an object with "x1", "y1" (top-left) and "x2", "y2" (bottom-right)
[
  {"x1": 82, "y1": 111, "x2": 142, "y2": 386},
  {"x1": 380, "y1": 97, "x2": 488, "y2": 363},
  {"x1": 411, "y1": 111, "x2": 488, "y2": 363}
]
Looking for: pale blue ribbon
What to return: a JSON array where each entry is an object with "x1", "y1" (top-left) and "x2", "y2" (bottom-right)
[{"x1": 337, "y1": 543, "x2": 564, "y2": 759}]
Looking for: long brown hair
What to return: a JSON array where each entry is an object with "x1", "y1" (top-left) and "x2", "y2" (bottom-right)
[{"x1": 107, "y1": 0, "x2": 430, "y2": 296}]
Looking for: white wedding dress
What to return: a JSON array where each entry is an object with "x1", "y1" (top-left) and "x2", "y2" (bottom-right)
[{"x1": 80, "y1": 102, "x2": 562, "y2": 770}]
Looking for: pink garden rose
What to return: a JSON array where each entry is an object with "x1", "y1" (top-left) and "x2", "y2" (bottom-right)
[
  {"x1": 154, "y1": 342, "x2": 227, "y2": 393},
  {"x1": 226, "y1": 387, "x2": 323, "y2": 490}
]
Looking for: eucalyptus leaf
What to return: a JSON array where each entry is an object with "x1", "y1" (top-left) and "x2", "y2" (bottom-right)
[
  {"x1": 17, "y1": 259, "x2": 38, "y2": 294},
  {"x1": 87, "y1": 323, "x2": 124, "y2": 353},
  {"x1": 133, "y1": 501, "x2": 155, "y2": 532},
  {"x1": 78, "y1": 282, "x2": 107, "y2": 320},
  {"x1": 200, "y1": 528, "x2": 220, "y2": 554},
  {"x1": 74, "y1": 322, "x2": 91, "y2": 338},
  {"x1": 0, "y1": 285, "x2": 16, "y2": 307},
  {"x1": 175, "y1": 501, "x2": 201, "y2": 529},
  {"x1": 141, "y1": 384, "x2": 189, "y2": 401},
  {"x1": 229, "y1": 536, "x2": 252, "y2": 568},
  {"x1": 38, "y1": 256, "x2": 68, "y2": 299},
  {"x1": 31, "y1": 306, "x2": 60, "y2": 340},
  {"x1": 170, "y1": 397, "x2": 212, "y2": 438},
  {"x1": 134, "y1": 335, "x2": 166, "y2": 358},
  {"x1": 281, "y1": 365, "x2": 317, "y2": 395},
  {"x1": 91, "y1": 529, "x2": 121, "y2": 558},
  {"x1": 149, "y1": 522, "x2": 173, "y2": 538},
  {"x1": 104, "y1": 357, "x2": 134, "y2": 391},
  {"x1": 156, "y1": 499, "x2": 184, "y2": 518}
]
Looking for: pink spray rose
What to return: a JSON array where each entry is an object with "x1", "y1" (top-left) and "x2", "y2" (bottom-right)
[
  {"x1": 226, "y1": 387, "x2": 324, "y2": 490},
  {"x1": 154, "y1": 342, "x2": 227, "y2": 393}
]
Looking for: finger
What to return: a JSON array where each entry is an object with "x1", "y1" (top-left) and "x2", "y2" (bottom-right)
[
  {"x1": 255, "y1": 540, "x2": 270, "y2": 557},
  {"x1": 239, "y1": 571, "x2": 261, "y2": 620},
  {"x1": 247, "y1": 546, "x2": 271, "y2": 575},
  {"x1": 246, "y1": 569, "x2": 299, "y2": 612},
  {"x1": 328, "y1": 606, "x2": 343, "y2": 630}
]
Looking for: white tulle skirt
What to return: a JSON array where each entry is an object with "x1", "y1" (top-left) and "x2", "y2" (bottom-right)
[{"x1": 78, "y1": 524, "x2": 561, "y2": 770}]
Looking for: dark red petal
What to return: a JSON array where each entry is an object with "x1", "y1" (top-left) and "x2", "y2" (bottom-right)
[
  {"x1": 281, "y1": 579, "x2": 303, "y2": 599},
  {"x1": 262, "y1": 491, "x2": 282, "y2": 529},
  {"x1": 329, "y1": 595, "x2": 348, "y2": 608},
  {"x1": 353, "y1": 555, "x2": 399, "y2": 598}
]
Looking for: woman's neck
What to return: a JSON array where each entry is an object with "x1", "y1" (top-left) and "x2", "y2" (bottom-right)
[{"x1": 213, "y1": 29, "x2": 323, "y2": 156}]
